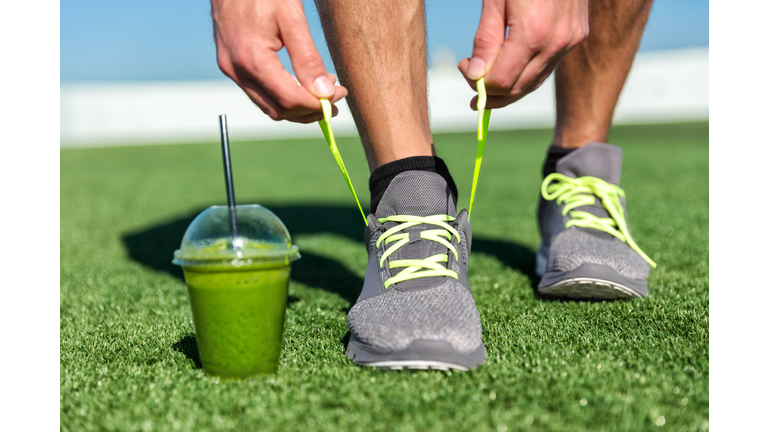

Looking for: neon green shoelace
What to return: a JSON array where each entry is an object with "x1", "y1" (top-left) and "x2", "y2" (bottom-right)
[
  {"x1": 469, "y1": 78, "x2": 491, "y2": 218},
  {"x1": 541, "y1": 173, "x2": 656, "y2": 268},
  {"x1": 318, "y1": 99, "x2": 367, "y2": 226},
  {"x1": 376, "y1": 215, "x2": 460, "y2": 288}
]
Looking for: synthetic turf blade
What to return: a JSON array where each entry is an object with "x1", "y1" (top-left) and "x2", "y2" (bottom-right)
[
  {"x1": 468, "y1": 78, "x2": 491, "y2": 218},
  {"x1": 318, "y1": 99, "x2": 368, "y2": 226}
]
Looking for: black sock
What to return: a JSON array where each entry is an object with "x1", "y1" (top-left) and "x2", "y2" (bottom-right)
[
  {"x1": 369, "y1": 156, "x2": 458, "y2": 214},
  {"x1": 542, "y1": 144, "x2": 576, "y2": 178}
]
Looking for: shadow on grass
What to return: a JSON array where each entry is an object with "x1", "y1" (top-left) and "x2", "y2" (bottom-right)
[
  {"x1": 472, "y1": 238, "x2": 539, "y2": 287},
  {"x1": 121, "y1": 203, "x2": 538, "y2": 303},
  {"x1": 172, "y1": 335, "x2": 202, "y2": 369}
]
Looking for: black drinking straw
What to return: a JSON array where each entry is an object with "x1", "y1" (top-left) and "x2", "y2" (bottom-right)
[{"x1": 218, "y1": 115, "x2": 239, "y2": 242}]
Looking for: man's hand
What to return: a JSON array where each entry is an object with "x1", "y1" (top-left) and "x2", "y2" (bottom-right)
[
  {"x1": 211, "y1": 0, "x2": 347, "y2": 123},
  {"x1": 458, "y1": 0, "x2": 589, "y2": 110}
]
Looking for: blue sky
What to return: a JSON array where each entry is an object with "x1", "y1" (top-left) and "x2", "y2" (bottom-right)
[{"x1": 60, "y1": 0, "x2": 708, "y2": 82}]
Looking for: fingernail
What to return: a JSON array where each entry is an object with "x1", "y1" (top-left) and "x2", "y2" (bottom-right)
[
  {"x1": 467, "y1": 57, "x2": 486, "y2": 80},
  {"x1": 313, "y1": 76, "x2": 333, "y2": 98}
]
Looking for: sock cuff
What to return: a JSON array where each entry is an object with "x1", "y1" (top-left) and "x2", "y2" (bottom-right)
[
  {"x1": 542, "y1": 144, "x2": 576, "y2": 178},
  {"x1": 369, "y1": 156, "x2": 458, "y2": 214}
]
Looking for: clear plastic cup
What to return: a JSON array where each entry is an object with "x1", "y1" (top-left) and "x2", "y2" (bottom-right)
[{"x1": 172, "y1": 205, "x2": 300, "y2": 378}]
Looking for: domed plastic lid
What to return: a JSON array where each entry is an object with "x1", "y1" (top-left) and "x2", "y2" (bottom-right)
[{"x1": 172, "y1": 205, "x2": 300, "y2": 268}]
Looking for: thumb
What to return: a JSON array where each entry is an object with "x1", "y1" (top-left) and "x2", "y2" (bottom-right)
[
  {"x1": 279, "y1": 9, "x2": 334, "y2": 99},
  {"x1": 467, "y1": 1, "x2": 506, "y2": 80}
]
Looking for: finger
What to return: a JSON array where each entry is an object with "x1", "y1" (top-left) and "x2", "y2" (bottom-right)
[
  {"x1": 469, "y1": 65, "x2": 555, "y2": 110},
  {"x1": 457, "y1": 58, "x2": 478, "y2": 91},
  {"x1": 237, "y1": 78, "x2": 342, "y2": 124},
  {"x1": 465, "y1": 51, "x2": 555, "y2": 110},
  {"x1": 484, "y1": 95, "x2": 522, "y2": 109},
  {"x1": 525, "y1": 60, "x2": 560, "y2": 96},
  {"x1": 481, "y1": 33, "x2": 536, "y2": 97},
  {"x1": 495, "y1": 54, "x2": 550, "y2": 98},
  {"x1": 243, "y1": 50, "x2": 348, "y2": 117},
  {"x1": 235, "y1": 75, "x2": 315, "y2": 121},
  {"x1": 235, "y1": 72, "x2": 344, "y2": 122},
  {"x1": 468, "y1": 94, "x2": 520, "y2": 111},
  {"x1": 245, "y1": 47, "x2": 325, "y2": 114},
  {"x1": 466, "y1": 0, "x2": 507, "y2": 80},
  {"x1": 238, "y1": 79, "x2": 341, "y2": 124},
  {"x1": 293, "y1": 103, "x2": 340, "y2": 124},
  {"x1": 327, "y1": 78, "x2": 348, "y2": 104},
  {"x1": 292, "y1": 112, "x2": 325, "y2": 124},
  {"x1": 278, "y1": 5, "x2": 335, "y2": 99},
  {"x1": 507, "y1": 48, "x2": 568, "y2": 96}
]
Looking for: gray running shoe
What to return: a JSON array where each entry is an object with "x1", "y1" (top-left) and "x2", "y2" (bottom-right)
[
  {"x1": 345, "y1": 170, "x2": 486, "y2": 370},
  {"x1": 536, "y1": 142, "x2": 656, "y2": 299}
]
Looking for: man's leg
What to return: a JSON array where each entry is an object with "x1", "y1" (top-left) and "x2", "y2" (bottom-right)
[
  {"x1": 553, "y1": 0, "x2": 653, "y2": 149},
  {"x1": 314, "y1": 0, "x2": 486, "y2": 370},
  {"x1": 315, "y1": 0, "x2": 433, "y2": 171},
  {"x1": 537, "y1": 0, "x2": 656, "y2": 299}
]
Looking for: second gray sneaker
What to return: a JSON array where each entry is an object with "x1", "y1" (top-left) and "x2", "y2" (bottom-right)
[
  {"x1": 345, "y1": 170, "x2": 486, "y2": 370},
  {"x1": 536, "y1": 142, "x2": 656, "y2": 299}
]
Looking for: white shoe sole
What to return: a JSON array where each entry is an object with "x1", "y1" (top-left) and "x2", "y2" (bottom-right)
[
  {"x1": 538, "y1": 277, "x2": 643, "y2": 299},
  {"x1": 536, "y1": 247, "x2": 647, "y2": 299},
  {"x1": 346, "y1": 336, "x2": 486, "y2": 371},
  {"x1": 355, "y1": 360, "x2": 469, "y2": 372}
]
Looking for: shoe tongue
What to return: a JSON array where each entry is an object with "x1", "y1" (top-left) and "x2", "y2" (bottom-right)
[
  {"x1": 375, "y1": 170, "x2": 457, "y2": 219},
  {"x1": 556, "y1": 142, "x2": 623, "y2": 186}
]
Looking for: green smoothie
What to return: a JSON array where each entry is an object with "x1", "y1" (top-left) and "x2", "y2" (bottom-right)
[
  {"x1": 182, "y1": 263, "x2": 290, "y2": 378},
  {"x1": 173, "y1": 205, "x2": 300, "y2": 378}
]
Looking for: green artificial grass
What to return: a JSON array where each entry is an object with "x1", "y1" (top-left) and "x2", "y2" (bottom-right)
[{"x1": 61, "y1": 122, "x2": 709, "y2": 431}]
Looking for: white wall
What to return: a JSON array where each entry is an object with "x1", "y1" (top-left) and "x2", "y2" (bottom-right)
[{"x1": 60, "y1": 48, "x2": 708, "y2": 148}]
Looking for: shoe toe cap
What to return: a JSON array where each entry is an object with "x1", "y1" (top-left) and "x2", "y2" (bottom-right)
[
  {"x1": 548, "y1": 227, "x2": 650, "y2": 280},
  {"x1": 347, "y1": 280, "x2": 483, "y2": 355}
]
